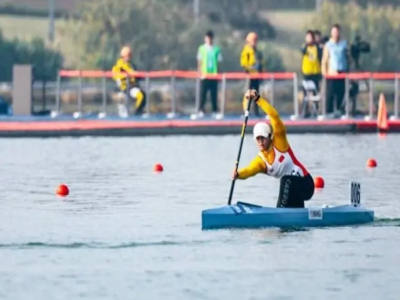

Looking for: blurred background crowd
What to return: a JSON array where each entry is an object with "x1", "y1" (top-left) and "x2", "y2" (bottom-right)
[{"x1": 0, "y1": 0, "x2": 399, "y2": 118}]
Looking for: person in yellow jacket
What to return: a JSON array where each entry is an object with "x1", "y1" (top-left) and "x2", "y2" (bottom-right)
[
  {"x1": 301, "y1": 30, "x2": 322, "y2": 117},
  {"x1": 112, "y1": 46, "x2": 146, "y2": 116},
  {"x1": 301, "y1": 30, "x2": 322, "y2": 89},
  {"x1": 240, "y1": 32, "x2": 264, "y2": 117}
]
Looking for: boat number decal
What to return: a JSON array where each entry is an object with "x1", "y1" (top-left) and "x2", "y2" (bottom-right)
[
  {"x1": 350, "y1": 182, "x2": 361, "y2": 207},
  {"x1": 308, "y1": 208, "x2": 323, "y2": 220}
]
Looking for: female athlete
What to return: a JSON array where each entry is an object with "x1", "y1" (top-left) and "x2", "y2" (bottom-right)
[{"x1": 233, "y1": 89, "x2": 315, "y2": 208}]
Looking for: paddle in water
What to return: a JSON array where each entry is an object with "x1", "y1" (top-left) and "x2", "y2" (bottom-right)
[{"x1": 227, "y1": 94, "x2": 253, "y2": 205}]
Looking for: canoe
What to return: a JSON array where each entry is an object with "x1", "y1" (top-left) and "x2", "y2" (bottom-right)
[
  {"x1": 202, "y1": 182, "x2": 375, "y2": 230},
  {"x1": 202, "y1": 202, "x2": 374, "y2": 230}
]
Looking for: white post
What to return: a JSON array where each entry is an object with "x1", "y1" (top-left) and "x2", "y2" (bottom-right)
[
  {"x1": 167, "y1": 73, "x2": 176, "y2": 119},
  {"x1": 393, "y1": 75, "x2": 399, "y2": 120},
  {"x1": 292, "y1": 73, "x2": 299, "y2": 120},
  {"x1": 219, "y1": 73, "x2": 226, "y2": 118}
]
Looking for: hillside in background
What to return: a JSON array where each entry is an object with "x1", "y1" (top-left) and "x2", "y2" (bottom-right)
[
  {"x1": 0, "y1": 0, "x2": 398, "y2": 13},
  {"x1": 0, "y1": 0, "x2": 284, "y2": 72},
  {"x1": 0, "y1": 10, "x2": 310, "y2": 72},
  {"x1": 0, "y1": 0, "x2": 398, "y2": 73}
]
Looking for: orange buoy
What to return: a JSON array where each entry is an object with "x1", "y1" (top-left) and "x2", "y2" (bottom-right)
[
  {"x1": 366, "y1": 158, "x2": 377, "y2": 168},
  {"x1": 56, "y1": 184, "x2": 69, "y2": 197},
  {"x1": 314, "y1": 176, "x2": 325, "y2": 189},
  {"x1": 153, "y1": 163, "x2": 163, "y2": 172}
]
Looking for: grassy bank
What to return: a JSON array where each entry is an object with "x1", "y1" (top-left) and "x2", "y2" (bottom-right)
[{"x1": 0, "y1": 15, "x2": 51, "y2": 40}]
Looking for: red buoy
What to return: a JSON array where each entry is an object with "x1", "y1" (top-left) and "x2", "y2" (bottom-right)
[
  {"x1": 314, "y1": 176, "x2": 325, "y2": 189},
  {"x1": 153, "y1": 163, "x2": 163, "y2": 172},
  {"x1": 366, "y1": 158, "x2": 377, "y2": 168},
  {"x1": 56, "y1": 184, "x2": 69, "y2": 197}
]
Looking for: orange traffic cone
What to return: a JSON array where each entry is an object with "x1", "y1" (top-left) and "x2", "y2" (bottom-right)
[{"x1": 377, "y1": 93, "x2": 389, "y2": 133}]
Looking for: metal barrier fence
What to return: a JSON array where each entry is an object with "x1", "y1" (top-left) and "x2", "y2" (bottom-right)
[{"x1": 56, "y1": 70, "x2": 399, "y2": 120}]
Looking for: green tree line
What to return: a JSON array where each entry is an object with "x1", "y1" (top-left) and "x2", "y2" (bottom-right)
[
  {"x1": 1, "y1": 0, "x2": 400, "y2": 82},
  {"x1": 1, "y1": 0, "x2": 399, "y2": 16},
  {"x1": 57, "y1": 0, "x2": 284, "y2": 73},
  {"x1": 0, "y1": 30, "x2": 63, "y2": 81},
  {"x1": 330, "y1": 0, "x2": 399, "y2": 8},
  {"x1": 0, "y1": 0, "x2": 285, "y2": 81}
]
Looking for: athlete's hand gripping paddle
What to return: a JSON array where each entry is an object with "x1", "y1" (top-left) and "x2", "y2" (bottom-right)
[{"x1": 227, "y1": 91, "x2": 254, "y2": 205}]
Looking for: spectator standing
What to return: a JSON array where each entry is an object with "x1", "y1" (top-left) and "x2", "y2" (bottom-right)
[
  {"x1": 321, "y1": 24, "x2": 349, "y2": 118},
  {"x1": 301, "y1": 30, "x2": 322, "y2": 91},
  {"x1": 301, "y1": 30, "x2": 322, "y2": 117},
  {"x1": 196, "y1": 30, "x2": 222, "y2": 118},
  {"x1": 240, "y1": 32, "x2": 263, "y2": 117}
]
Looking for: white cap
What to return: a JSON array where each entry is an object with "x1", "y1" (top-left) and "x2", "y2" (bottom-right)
[{"x1": 253, "y1": 122, "x2": 272, "y2": 139}]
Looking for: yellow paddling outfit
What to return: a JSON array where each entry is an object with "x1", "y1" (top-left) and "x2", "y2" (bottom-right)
[{"x1": 237, "y1": 97, "x2": 315, "y2": 208}]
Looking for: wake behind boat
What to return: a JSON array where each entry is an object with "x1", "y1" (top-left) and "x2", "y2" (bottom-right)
[{"x1": 202, "y1": 181, "x2": 375, "y2": 230}]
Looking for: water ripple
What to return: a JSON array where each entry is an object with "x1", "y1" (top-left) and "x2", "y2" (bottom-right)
[
  {"x1": 1, "y1": 135, "x2": 400, "y2": 300},
  {"x1": 0, "y1": 240, "x2": 212, "y2": 249}
]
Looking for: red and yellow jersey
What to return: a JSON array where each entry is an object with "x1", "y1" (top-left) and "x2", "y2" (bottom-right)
[{"x1": 237, "y1": 98, "x2": 309, "y2": 179}]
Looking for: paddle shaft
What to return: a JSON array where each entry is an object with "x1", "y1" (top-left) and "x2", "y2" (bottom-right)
[{"x1": 227, "y1": 98, "x2": 253, "y2": 205}]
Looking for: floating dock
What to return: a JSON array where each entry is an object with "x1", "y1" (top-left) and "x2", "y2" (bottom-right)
[{"x1": 0, "y1": 115, "x2": 397, "y2": 138}]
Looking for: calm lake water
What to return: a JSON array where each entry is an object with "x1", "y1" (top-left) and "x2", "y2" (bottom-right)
[{"x1": 0, "y1": 134, "x2": 399, "y2": 300}]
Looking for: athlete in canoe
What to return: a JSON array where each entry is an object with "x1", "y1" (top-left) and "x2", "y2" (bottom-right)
[{"x1": 233, "y1": 89, "x2": 315, "y2": 208}]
